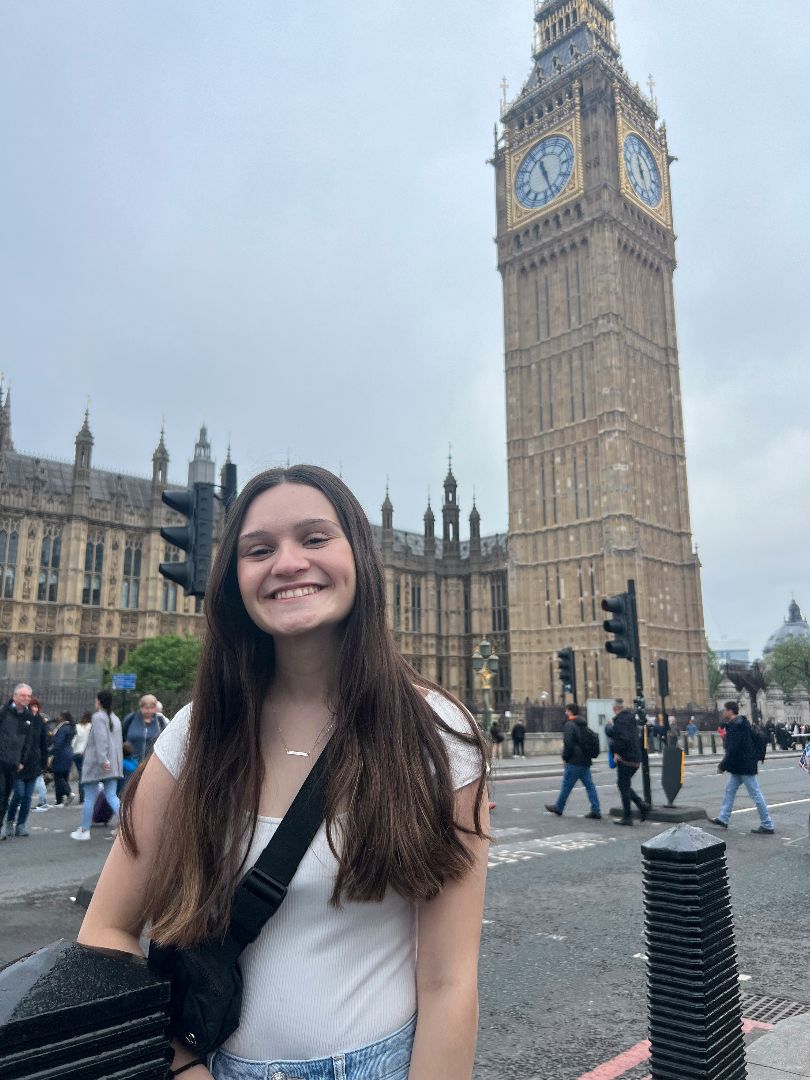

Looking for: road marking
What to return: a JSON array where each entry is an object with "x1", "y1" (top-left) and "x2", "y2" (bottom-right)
[
  {"x1": 783, "y1": 834, "x2": 809, "y2": 845},
  {"x1": 491, "y1": 826, "x2": 533, "y2": 839},
  {"x1": 488, "y1": 832, "x2": 616, "y2": 868},
  {"x1": 732, "y1": 797, "x2": 810, "y2": 814}
]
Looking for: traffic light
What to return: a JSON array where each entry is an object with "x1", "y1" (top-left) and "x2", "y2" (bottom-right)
[
  {"x1": 556, "y1": 646, "x2": 577, "y2": 703},
  {"x1": 601, "y1": 592, "x2": 638, "y2": 661},
  {"x1": 159, "y1": 482, "x2": 215, "y2": 597},
  {"x1": 657, "y1": 657, "x2": 670, "y2": 699}
]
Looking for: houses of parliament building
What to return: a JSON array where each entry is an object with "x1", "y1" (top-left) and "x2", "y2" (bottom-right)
[{"x1": 0, "y1": 0, "x2": 709, "y2": 709}]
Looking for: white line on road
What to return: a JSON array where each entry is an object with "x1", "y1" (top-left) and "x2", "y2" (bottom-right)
[{"x1": 732, "y1": 797, "x2": 810, "y2": 814}]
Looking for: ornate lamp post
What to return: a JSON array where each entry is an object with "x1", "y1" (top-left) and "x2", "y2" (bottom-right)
[{"x1": 472, "y1": 638, "x2": 500, "y2": 730}]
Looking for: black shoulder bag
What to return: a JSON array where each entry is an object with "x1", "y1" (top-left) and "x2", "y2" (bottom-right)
[{"x1": 148, "y1": 753, "x2": 328, "y2": 1056}]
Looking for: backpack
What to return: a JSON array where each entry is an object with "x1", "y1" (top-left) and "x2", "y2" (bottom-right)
[{"x1": 581, "y1": 726, "x2": 600, "y2": 760}]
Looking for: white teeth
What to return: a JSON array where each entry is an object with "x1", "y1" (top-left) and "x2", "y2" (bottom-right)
[{"x1": 273, "y1": 586, "x2": 322, "y2": 600}]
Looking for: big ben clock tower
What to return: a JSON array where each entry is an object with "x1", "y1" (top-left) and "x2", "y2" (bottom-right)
[{"x1": 494, "y1": 0, "x2": 709, "y2": 706}]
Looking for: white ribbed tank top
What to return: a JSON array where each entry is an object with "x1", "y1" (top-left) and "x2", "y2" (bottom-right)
[{"x1": 154, "y1": 692, "x2": 482, "y2": 1060}]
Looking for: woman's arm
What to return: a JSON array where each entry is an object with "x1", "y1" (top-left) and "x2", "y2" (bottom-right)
[
  {"x1": 409, "y1": 781, "x2": 489, "y2": 1080},
  {"x1": 76, "y1": 756, "x2": 214, "y2": 1080}
]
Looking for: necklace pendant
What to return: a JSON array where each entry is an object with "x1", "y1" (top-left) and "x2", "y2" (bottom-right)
[{"x1": 286, "y1": 749, "x2": 310, "y2": 758}]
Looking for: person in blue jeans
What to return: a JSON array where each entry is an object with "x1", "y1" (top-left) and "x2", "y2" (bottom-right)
[
  {"x1": 713, "y1": 700, "x2": 774, "y2": 834},
  {"x1": 546, "y1": 703, "x2": 601, "y2": 819}
]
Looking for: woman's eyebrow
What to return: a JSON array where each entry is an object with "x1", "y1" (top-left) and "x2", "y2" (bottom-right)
[{"x1": 238, "y1": 518, "x2": 339, "y2": 542}]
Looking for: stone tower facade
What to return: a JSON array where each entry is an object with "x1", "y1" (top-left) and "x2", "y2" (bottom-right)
[{"x1": 493, "y1": 0, "x2": 708, "y2": 705}]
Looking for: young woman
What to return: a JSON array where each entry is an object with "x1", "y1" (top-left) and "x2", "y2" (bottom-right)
[
  {"x1": 71, "y1": 711, "x2": 92, "y2": 793},
  {"x1": 71, "y1": 690, "x2": 123, "y2": 841},
  {"x1": 76, "y1": 465, "x2": 489, "y2": 1080}
]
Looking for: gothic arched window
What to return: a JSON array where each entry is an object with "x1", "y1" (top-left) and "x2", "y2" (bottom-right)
[
  {"x1": 161, "y1": 544, "x2": 179, "y2": 613},
  {"x1": 121, "y1": 539, "x2": 142, "y2": 609},
  {"x1": 82, "y1": 532, "x2": 104, "y2": 606},
  {"x1": 38, "y1": 526, "x2": 61, "y2": 603},
  {"x1": 0, "y1": 522, "x2": 19, "y2": 600}
]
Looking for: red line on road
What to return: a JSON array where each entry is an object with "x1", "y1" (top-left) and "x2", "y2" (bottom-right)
[
  {"x1": 576, "y1": 1040, "x2": 650, "y2": 1080},
  {"x1": 576, "y1": 1018, "x2": 774, "y2": 1079}
]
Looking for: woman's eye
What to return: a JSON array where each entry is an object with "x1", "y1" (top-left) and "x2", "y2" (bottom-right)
[
  {"x1": 304, "y1": 535, "x2": 329, "y2": 546},
  {"x1": 245, "y1": 545, "x2": 272, "y2": 558}
]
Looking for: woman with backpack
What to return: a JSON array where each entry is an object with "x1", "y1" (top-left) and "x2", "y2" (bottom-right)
[
  {"x1": 75, "y1": 465, "x2": 489, "y2": 1080},
  {"x1": 51, "y1": 711, "x2": 77, "y2": 806}
]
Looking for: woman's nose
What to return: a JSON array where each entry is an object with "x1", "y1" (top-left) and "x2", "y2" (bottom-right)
[{"x1": 272, "y1": 541, "x2": 309, "y2": 575}]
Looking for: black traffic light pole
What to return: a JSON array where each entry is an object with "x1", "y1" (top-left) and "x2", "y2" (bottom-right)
[
  {"x1": 601, "y1": 579, "x2": 651, "y2": 807},
  {"x1": 657, "y1": 657, "x2": 670, "y2": 743},
  {"x1": 627, "y1": 580, "x2": 652, "y2": 806}
]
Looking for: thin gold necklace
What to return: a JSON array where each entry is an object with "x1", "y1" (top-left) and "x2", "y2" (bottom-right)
[{"x1": 276, "y1": 715, "x2": 335, "y2": 759}]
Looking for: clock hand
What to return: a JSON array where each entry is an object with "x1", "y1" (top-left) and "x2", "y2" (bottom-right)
[{"x1": 539, "y1": 159, "x2": 552, "y2": 189}]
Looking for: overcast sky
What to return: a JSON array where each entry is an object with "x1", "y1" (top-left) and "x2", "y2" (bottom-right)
[{"x1": 1, "y1": 1, "x2": 807, "y2": 657}]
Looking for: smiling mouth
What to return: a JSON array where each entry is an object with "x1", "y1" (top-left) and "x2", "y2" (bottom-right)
[{"x1": 270, "y1": 585, "x2": 325, "y2": 601}]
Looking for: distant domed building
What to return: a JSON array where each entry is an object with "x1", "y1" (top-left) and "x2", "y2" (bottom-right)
[{"x1": 763, "y1": 599, "x2": 810, "y2": 655}]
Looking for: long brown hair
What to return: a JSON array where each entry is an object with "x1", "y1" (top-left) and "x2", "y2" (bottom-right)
[{"x1": 122, "y1": 465, "x2": 487, "y2": 947}]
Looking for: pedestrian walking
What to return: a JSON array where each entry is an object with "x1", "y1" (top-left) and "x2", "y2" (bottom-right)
[
  {"x1": 71, "y1": 712, "x2": 91, "y2": 790},
  {"x1": 511, "y1": 718, "x2": 526, "y2": 758},
  {"x1": 51, "y1": 712, "x2": 77, "y2": 806},
  {"x1": 70, "y1": 691, "x2": 123, "y2": 841},
  {"x1": 712, "y1": 701, "x2": 774, "y2": 834},
  {"x1": 490, "y1": 718, "x2": 504, "y2": 760},
  {"x1": 76, "y1": 464, "x2": 489, "y2": 1080},
  {"x1": 0, "y1": 683, "x2": 32, "y2": 838},
  {"x1": 121, "y1": 694, "x2": 167, "y2": 765},
  {"x1": 545, "y1": 704, "x2": 601, "y2": 818},
  {"x1": 605, "y1": 698, "x2": 649, "y2": 826},
  {"x1": 4, "y1": 691, "x2": 49, "y2": 837}
]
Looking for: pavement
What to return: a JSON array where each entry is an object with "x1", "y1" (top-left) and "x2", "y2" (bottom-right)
[{"x1": 744, "y1": 1015, "x2": 810, "y2": 1079}]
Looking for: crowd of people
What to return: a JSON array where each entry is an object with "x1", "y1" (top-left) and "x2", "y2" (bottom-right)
[{"x1": 0, "y1": 684, "x2": 168, "y2": 842}]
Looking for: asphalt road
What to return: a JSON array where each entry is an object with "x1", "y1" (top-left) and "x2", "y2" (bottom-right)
[{"x1": 2, "y1": 758, "x2": 809, "y2": 1080}]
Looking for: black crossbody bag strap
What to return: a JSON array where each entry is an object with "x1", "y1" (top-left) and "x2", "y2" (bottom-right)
[{"x1": 227, "y1": 750, "x2": 329, "y2": 949}]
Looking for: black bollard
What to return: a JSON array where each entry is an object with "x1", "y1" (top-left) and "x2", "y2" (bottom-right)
[
  {"x1": 0, "y1": 939, "x2": 172, "y2": 1079},
  {"x1": 642, "y1": 824, "x2": 746, "y2": 1080},
  {"x1": 681, "y1": 734, "x2": 689, "y2": 756},
  {"x1": 710, "y1": 733, "x2": 717, "y2": 754},
  {"x1": 697, "y1": 733, "x2": 703, "y2": 755}
]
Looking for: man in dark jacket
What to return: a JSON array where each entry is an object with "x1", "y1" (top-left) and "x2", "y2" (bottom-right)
[
  {"x1": 605, "y1": 698, "x2": 649, "y2": 825},
  {"x1": 0, "y1": 683, "x2": 33, "y2": 836},
  {"x1": 4, "y1": 689, "x2": 48, "y2": 837},
  {"x1": 712, "y1": 701, "x2": 774, "y2": 834},
  {"x1": 545, "y1": 704, "x2": 601, "y2": 818}
]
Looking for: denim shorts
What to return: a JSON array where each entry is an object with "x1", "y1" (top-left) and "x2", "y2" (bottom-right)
[{"x1": 209, "y1": 1015, "x2": 416, "y2": 1080}]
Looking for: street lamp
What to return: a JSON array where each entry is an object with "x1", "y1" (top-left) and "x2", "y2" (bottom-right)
[{"x1": 472, "y1": 637, "x2": 500, "y2": 730}]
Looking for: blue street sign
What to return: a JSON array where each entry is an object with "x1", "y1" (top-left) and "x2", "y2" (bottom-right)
[{"x1": 112, "y1": 673, "x2": 137, "y2": 691}]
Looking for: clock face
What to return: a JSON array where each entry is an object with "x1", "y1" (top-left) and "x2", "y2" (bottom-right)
[
  {"x1": 623, "y1": 133, "x2": 662, "y2": 207},
  {"x1": 515, "y1": 134, "x2": 575, "y2": 210}
]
